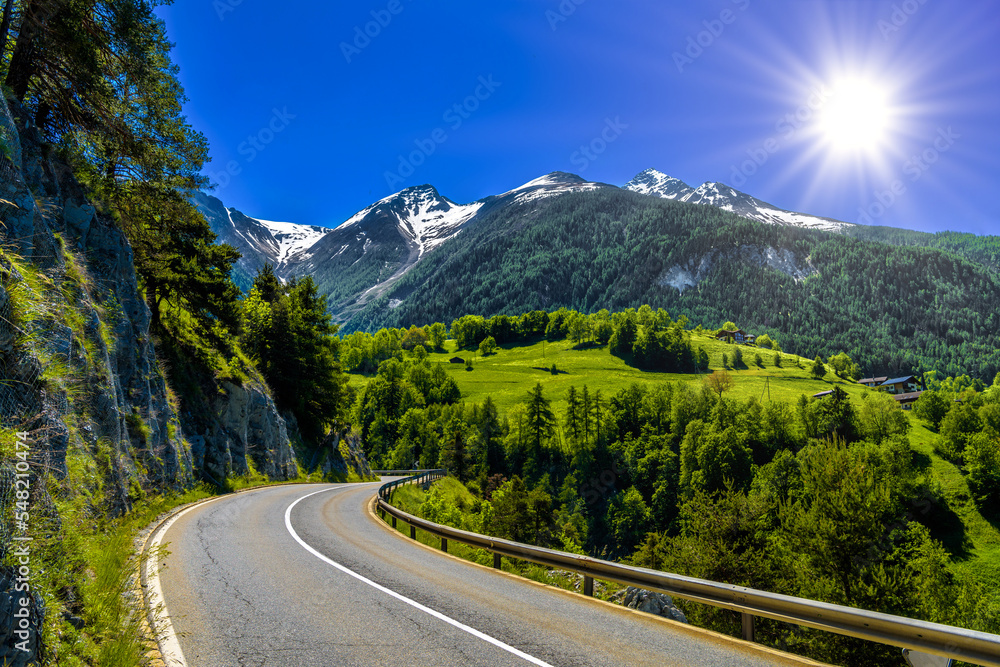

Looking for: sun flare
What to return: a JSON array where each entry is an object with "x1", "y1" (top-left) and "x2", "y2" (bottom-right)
[{"x1": 818, "y1": 78, "x2": 893, "y2": 157}]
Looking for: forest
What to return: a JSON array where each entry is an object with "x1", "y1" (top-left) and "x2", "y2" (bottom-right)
[{"x1": 344, "y1": 307, "x2": 1000, "y2": 666}]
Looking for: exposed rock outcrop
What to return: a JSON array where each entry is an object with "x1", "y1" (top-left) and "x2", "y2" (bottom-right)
[
  {"x1": 621, "y1": 586, "x2": 688, "y2": 623},
  {"x1": 321, "y1": 427, "x2": 373, "y2": 480},
  {"x1": 0, "y1": 96, "x2": 305, "y2": 496},
  {"x1": 188, "y1": 380, "x2": 298, "y2": 483},
  {"x1": 657, "y1": 245, "x2": 815, "y2": 293}
]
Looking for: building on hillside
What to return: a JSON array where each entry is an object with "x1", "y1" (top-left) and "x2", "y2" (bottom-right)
[
  {"x1": 449, "y1": 357, "x2": 465, "y2": 364},
  {"x1": 716, "y1": 328, "x2": 750, "y2": 344},
  {"x1": 813, "y1": 390, "x2": 834, "y2": 399},
  {"x1": 858, "y1": 376, "x2": 889, "y2": 388},
  {"x1": 878, "y1": 375, "x2": 922, "y2": 395},
  {"x1": 891, "y1": 391, "x2": 924, "y2": 409},
  {"x1": 876, "y1": 375, "x2": 925, "y2": 410}
]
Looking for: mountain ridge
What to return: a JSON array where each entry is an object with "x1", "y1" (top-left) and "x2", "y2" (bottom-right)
[{"x1": 199, "y1": 168, "x2": 857, "y2": 295}]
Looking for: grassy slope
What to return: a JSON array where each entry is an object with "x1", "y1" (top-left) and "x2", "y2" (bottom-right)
[
  {"x1": 352, "y1": 331, "x2": 1000, "y2": 589},
  {"x1": 349, "y1": 331, "x2": 867, "y2": 417},
  {"x1": 907, "y1": 418, "x2": 1000, "y2": 589}
]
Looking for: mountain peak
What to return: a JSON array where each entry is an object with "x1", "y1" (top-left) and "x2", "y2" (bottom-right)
[
  {"x1": 396, "y1": 183, "x2": 442, "y2": 199},
  {"x1": 624, "y1": 169, "x2": 694, "y2": 199},
  {"x1": 512, "y1": 171, "x2": 588, "y2": 191}
]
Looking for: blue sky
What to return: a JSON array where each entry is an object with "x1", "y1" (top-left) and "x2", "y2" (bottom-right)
[{"x1": 157, "y1": 1, "x2": 999, "y2": 235}]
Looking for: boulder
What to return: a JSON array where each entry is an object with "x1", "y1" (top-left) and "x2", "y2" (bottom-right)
[{"x1": 622, "y1": 586, "x2": 688, "y2": 623}]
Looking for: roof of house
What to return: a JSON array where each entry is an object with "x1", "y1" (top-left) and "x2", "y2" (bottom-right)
[
  {"x1": 892, "y1": 391, "x2": 924, "y2": 403},
  {"x1": 813, "y1": 390, "x2": 834, "y2": 398},
  {"x1": 859, "y1": 376, "x2": 889, "y2": 384},
  {"x1": 717, "y1": 328, "x2": 746, "y2": 336},
  {"x1": 880, "y1": 375, "x2": 916, "y2": 386}
]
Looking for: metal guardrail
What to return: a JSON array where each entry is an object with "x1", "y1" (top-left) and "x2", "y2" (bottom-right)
[{"x1": 374, "y1": 471, "x2": 1000, "y2": 667}]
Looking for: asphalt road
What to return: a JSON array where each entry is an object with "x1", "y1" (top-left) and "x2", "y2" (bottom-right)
[{"x1": 157, "y1": 482, "x2": 822, "y2": 667}]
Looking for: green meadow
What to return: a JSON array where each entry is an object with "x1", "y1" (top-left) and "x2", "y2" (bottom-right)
[{"x1": 409, "y1": 331, "x2": 865, "y2": 416}]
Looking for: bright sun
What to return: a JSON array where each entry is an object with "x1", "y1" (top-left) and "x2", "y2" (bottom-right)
[{"x1": 818, "y1": 78, "x2": 892, "y2": 156}]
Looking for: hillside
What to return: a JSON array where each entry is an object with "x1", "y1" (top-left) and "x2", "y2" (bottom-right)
[
  {"x1": 344, "y1": 318, "x2": 1000, "y2": 665},
  {"x1": 344, "y1": 188, "x2": 1000, "y2": 382},
  {"x1": 367, "y1": 331, "x2": 861, "y2": 416}
]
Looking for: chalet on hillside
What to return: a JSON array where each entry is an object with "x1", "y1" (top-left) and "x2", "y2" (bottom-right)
[
  {"x1": 890, "y1": 391, "x2": 924, "y2": 409},
  {"x1": 879, "y1": 375, "x2": 922, "y2": 395},
  {"x1": 813, "y1": 390, "x2": 834, "y2": 399},
  {"x1": 716, "y1": 328, "x2": 751, "y2": 344},
  {"x1": 859, "y1": 374, "x2": 925, "y2": 409}
]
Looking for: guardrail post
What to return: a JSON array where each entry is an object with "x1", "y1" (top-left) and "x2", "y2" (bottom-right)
[
  {"x1": 391, "y1": 516, "x2": 396, "y2": 528},
  {"x1": 493, "y1": 553, "x2": 502, "y2": 569},
  {"x1": 583, "y1": 576, "x2": 594, "y2": 597},
  {"x1": 741, "y1": 613, "x2": 756, "y2": 642},
  {"x1": 441, "y1": 538, "x2": 448, "y2": 553},
  {"x1": 410, "y1": 525, "x2": 416, "y2": 540}
]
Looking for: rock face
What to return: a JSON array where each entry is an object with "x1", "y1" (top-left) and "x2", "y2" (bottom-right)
[
  {"x1": 0, "y1": 97, "x2": 192, "y2": 501},
  {"x1": 321, "y1": 428, "x2": 373, "y2": 480},
  {"x1": 622, "y1": 587, "x2": 688, "y2": 624},
  {"x1": 0, "y1": 96, "x2": 302, "y2": 497},
  {"x1": 657, "y1": 244, "x2": 815, "y2": 294},
  {"x1": 188, "y1": 381, "x2": 298, "y2": 483}
]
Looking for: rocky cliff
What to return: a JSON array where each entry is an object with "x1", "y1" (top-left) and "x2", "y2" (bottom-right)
[{"x1": 0, "y1": 96, "x2": 306, "y2": 497}]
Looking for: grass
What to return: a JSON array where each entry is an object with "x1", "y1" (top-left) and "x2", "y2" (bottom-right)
[
  {"x1": 906, "y1": 415, "x2": 1000, "y2": 590},
  {"x1": 349, "y1": 331, "x2": 867, "y2": 418}
]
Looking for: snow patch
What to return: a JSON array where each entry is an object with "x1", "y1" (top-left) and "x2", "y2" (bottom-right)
[{"x1": 256, "y1": 219, "x2": 330, "y2": 264}]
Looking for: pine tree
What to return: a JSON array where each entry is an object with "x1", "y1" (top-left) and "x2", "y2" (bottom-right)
[
  {"x1": 564, "y1": 386, "x2": 581, "y2": 445},
  {"x1": 525, "y1": 382, "x2": 556, "y2": 471}
]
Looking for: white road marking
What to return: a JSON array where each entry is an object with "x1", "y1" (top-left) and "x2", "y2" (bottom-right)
[
  {"x1": 146, "y1": 495, "x2": 230, "y2": 667},
  {"x1": 285, "y1": 487, "x2": 556, "y2": 667}
]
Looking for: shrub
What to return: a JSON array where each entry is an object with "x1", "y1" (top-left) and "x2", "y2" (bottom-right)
[{"x1": 479, "y1": 336, "x2": 497, "y2": 356}]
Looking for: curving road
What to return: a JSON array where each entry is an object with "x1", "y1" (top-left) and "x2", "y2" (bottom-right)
[{"x1": 155, "y1": 482, "x2": 825, "y2": 667}]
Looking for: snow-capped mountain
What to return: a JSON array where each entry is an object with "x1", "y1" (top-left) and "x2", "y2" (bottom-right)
[
  {"x1": 494, "y1": 171, "x2": 608, "y2": 206},
  {"x1": 624, "y1": 169, "x2": 851, "y2": 233},
  {"x1": 623, "y1": 169, "x2": 695, "y2": 200},
  {"x1": 337, "y1": 184, "x2": 483, "y2": 260},
  {"x1": 197, "y1": 172, "x2": 617, "y2": 309},
  {"x1": 198, "y1": 168, "x2": 856, "y2": 321}
]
